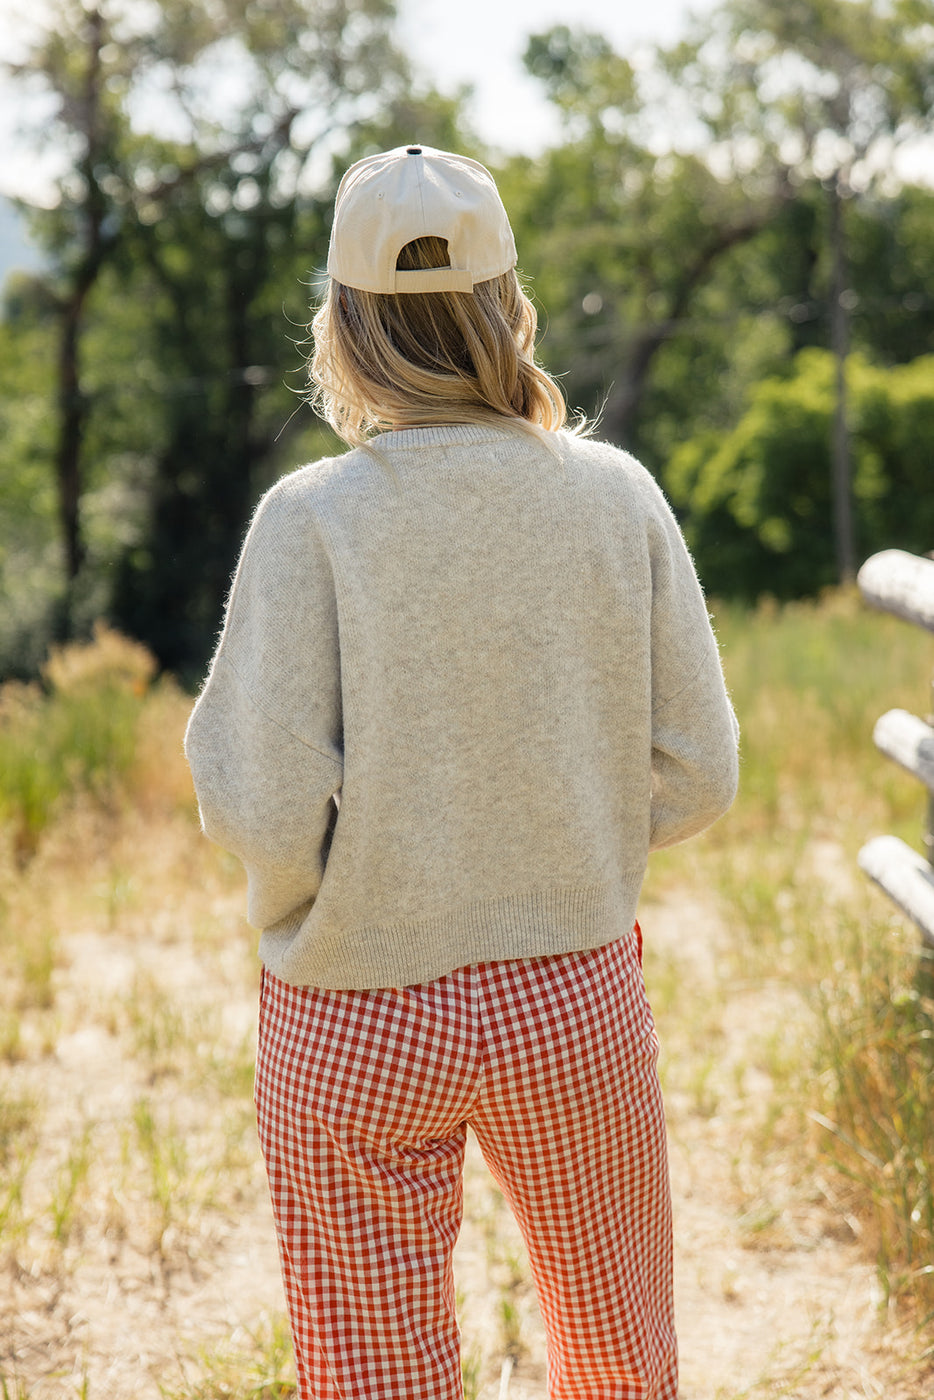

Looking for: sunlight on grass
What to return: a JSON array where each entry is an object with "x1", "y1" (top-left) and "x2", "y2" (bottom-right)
[
  {"x1": 647, "y1": 589, "x2": 934, "y2": 1318},
  {"x1": 0, "y1": 603, "x2": 932, "y2": 1395}
]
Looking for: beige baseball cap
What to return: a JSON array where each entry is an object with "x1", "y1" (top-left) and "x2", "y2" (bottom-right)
[{"x1": 327, "y1": 144, "x2": 518, "y2": 295}]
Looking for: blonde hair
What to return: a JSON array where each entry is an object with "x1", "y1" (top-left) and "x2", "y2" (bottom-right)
[{"x1": 309, "y1": 236, "x2": 568, "y2": 445}]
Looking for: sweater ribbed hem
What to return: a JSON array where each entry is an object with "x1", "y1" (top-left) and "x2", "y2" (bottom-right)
[{"x1": 257, "y1": 875, "x2": 645, "y2": 991}]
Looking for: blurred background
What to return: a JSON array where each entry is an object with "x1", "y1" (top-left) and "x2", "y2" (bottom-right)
[{"x1": 1, "y1": 0, "x2": 932, "y2": 684}]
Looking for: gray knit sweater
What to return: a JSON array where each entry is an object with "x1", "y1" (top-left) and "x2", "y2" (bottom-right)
[{"x1": 185, "y1": 424, "x2": 738, "y2": 989}]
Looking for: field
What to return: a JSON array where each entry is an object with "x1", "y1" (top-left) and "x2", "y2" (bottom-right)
[{"x1": 1, "y1": 598, "x2": 933, "y2": 1399}]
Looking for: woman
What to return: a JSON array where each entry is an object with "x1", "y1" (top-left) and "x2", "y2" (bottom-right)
[{"x1": 185, "y1": 144, "x2": 739, "y2": 1400}]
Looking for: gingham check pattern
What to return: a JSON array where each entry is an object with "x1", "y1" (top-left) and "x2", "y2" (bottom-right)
[{"x1": 254, "y1": 928, "x2": 678, "y2": 1399}]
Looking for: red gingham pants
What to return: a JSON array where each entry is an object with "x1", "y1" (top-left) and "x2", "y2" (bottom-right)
[{"x1": 254, "y1": 927, "x2": 677, "y2": 1399}]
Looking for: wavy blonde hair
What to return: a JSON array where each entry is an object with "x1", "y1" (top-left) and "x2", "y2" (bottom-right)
[{"x1": 309, "y1": 236, "x2": 568, "y2": 445}]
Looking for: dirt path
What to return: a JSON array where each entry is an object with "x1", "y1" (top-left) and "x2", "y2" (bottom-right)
[
  {"x1": 0, "y1": 822, "x2": 928, "y2": 1399},
  {"x1": 454, "y1": 889, "x2": 926, "y2": 1400},
  {"x1": 645, "y1": 891, "x2": 923, "y2": 1400}
]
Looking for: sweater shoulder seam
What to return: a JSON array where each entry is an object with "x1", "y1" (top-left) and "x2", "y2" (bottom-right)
[
  {"x1": 214, "y1": 654, "x2": 343, "y2": 771},
  {"x1": 651, "y1": 638, "x2": 717, "y2": 717}
]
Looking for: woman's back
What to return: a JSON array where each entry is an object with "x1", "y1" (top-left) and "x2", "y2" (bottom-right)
[{"x1": 187, "y1": 421, "x2": 737, "y2": 989}]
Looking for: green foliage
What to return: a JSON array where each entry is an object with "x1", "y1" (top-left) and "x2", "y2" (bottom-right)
[
  {"x1": 523, "y1": 25, "x2": 638, "y2": 127},
  {"x1": 0, "y1": 623, "x2": 157, "y2": 859},
  {"x1": 499, "y1": 131, "x2": 775, "y2": 444},
  {"x1": 846, "y1": 186, "x2": 934, "y2": 365},
  {"x1": 5, "y1": 0, "x2": 418, "y2": 679},
  {"x1": 507, "y1": 7, "x2": 934, "y2": 479},
  {"x1": 3, "y1": 0, "x2": 934, "y2": 674},
  {"x1": 0, "y1": 296, "x2": 61, "y2": 676},
  {"x1": 107, "y1": 175, "x2": 326, "y2": 678},
  {"x1": 668, "y1": 350, "x2": 934, "y2": 599}
]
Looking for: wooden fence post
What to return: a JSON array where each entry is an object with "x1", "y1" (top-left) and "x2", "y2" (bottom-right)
[{"x1": 856, "y1": 549, "x2": 934, "y2": 948}]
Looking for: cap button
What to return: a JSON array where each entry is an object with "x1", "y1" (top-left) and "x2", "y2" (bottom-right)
[{"x1": 406, "y1": 146, "x2": 422, "y2": 155}]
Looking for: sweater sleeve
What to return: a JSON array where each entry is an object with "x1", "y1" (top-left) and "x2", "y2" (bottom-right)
[
  {"x1": 643, "y1": 474, "x2": 739, "y2": 851},
  {"x1": 184, "y1": 473, "x2": 343, "y2": 932}
]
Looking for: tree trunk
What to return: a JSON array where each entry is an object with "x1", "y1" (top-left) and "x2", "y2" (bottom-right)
[
  {"x1": 828, "y1": 178, "x2": 856, "y2": 584},
  {"x1": 53, "y1": 6, "x2": 107, "y2": 621},
  {"x1": 56, "y1": 294, "x2": 88, "y2": 585},
  {"x1": 601, "y1": 205, "x2": 784, "y2": 448}
]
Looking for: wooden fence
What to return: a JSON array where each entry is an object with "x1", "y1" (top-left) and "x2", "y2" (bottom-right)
[{"x1": 857, "y1": 548, "x2": 934, "y2": 947}]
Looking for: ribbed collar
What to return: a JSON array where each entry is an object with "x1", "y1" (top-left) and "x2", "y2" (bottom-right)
[{"x1": 369, "y1": 422, "x2": 532, "y2": 451}]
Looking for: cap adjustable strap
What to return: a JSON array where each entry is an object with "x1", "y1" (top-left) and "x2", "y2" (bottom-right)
[{"x1": 393, "y1": 267, "x2": 475, "y2": 294}]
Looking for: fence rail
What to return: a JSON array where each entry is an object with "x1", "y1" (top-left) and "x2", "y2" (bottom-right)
[
  {"x1": 857, "y1": 549, "x2": 934, "y2": 631},
  {"x1": 856, "y1": 548, "x2": 934, "y2": 948}
]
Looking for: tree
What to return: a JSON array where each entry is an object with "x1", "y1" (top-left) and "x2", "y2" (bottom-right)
[
  {"x1": 108, "y1": 165, "x2": 322, "y2": 673},
  {"x1": 8, "y1": 0, "x2": 407, "y2": 646},
  {"x1": 509, "y1": 5, "x2": 934, "y2": 588},
  {"x1": 0, "y1": 276, "x2": 59, "y2": 675},
  {"x1": 666, "y1": 349, "x2": 934, "y2": 600},
  {"x1": 10, "y1": 4, "x2": 124, "y2": 595},
  {"x1": 501, "y1": 25, "x2": 795, "y2": 453},
  {"x1": 108, "y1": 90, "x2": 471, "y2": 677},
  {"x1": 663, "y1": 0, "x2": 934, "y2": 580}
]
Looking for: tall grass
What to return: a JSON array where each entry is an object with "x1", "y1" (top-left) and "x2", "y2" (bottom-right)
[
  {"x1": 0, "y1": 603, "x2": 933, "y2": 1393},
  {"x1": 696, "y1": 590, "x2": 934, "y2": 1319},
  {"x1": 813, "y1": 915, "x2": 934, "y2": 1312},
  {"x1": 0, "y1": 622, "x2": 157, "y2": 861}
]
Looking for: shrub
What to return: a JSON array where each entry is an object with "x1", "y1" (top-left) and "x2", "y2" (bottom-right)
[
  {"x1": 0, "y1": 622, "x2": 157, "y2": 860},
  {"x1": 667, "y1": 350, "x2": 934, "y2": 600}
]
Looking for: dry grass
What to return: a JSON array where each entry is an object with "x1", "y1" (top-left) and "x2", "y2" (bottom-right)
[
  {"x1": 647, "y1": 588, "x2": 934, "y2": 1323},
  {"x1": 1, "y1": 602, "x2": 933, "y2": 1397}
]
